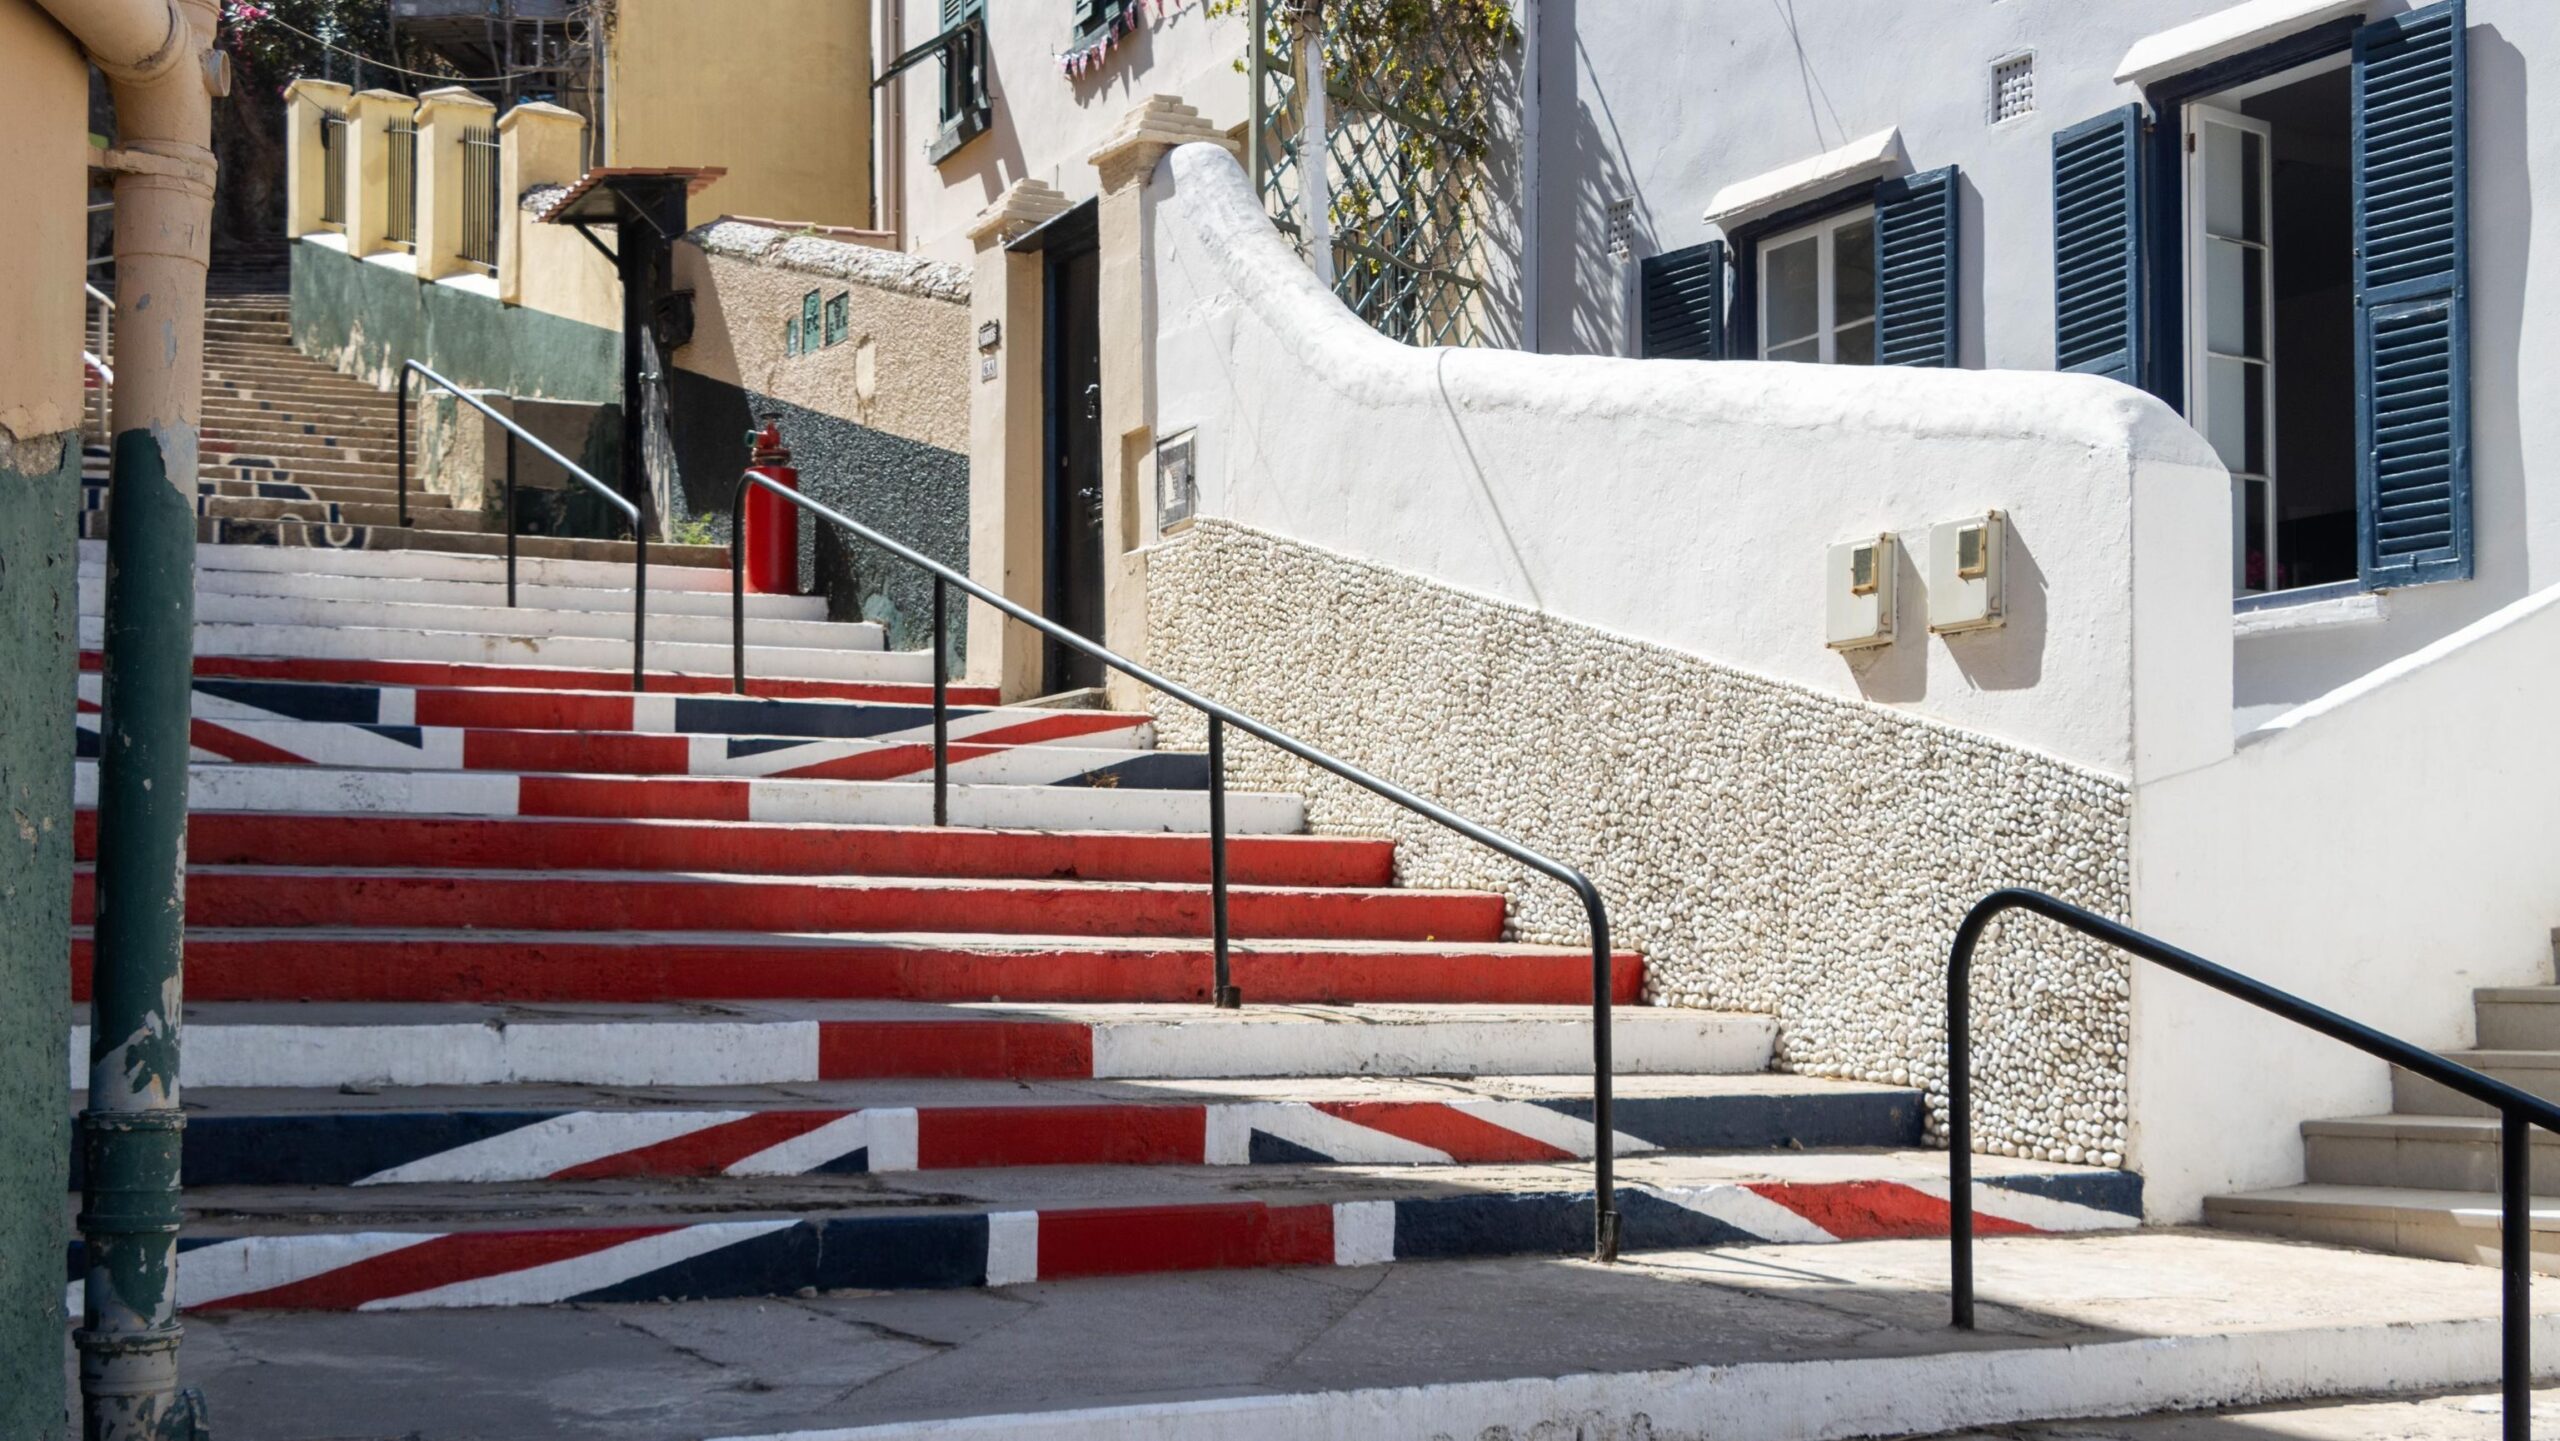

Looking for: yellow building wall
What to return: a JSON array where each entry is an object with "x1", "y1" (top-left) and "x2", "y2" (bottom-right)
[
  {"x1": 0, "y1": 0, "x2": 91, "y2": 441},
  {"x1": 606, "y1": 0, "x2": 873, "y2": 230}
]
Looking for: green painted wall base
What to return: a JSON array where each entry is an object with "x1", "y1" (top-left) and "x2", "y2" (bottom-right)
[
  {"x1": 0, "y1": 429, "x2": 80, "y2": 1441},
  {"x1": 289, "y1": 240, "x2": 619, "y2": 401}
]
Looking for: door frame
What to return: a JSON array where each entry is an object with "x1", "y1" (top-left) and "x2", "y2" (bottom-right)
[{"x1": 1031, "y1": 200, "x2": 1103, "y2": 693}]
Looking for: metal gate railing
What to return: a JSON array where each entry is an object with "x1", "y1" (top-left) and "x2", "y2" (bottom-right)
[
  {"x1": 386, "y1": 117, "x2": 418, "y2": 250},
  {"x1": 1249, "y1": 0, "x2": 1513, "y2": 348},
  {"x1": 460, "y1": 125, "x2": 500, "y2": 273},
  {"x1": 319, "y1": 113, "x2": 346, "y2": 228}
]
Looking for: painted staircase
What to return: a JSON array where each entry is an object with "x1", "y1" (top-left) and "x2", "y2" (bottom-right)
[
  {"x1": 80, "y1": 294, "x2": 722, "y2": 569},
  {"x1": 66, "y1": 537, "x2": 2141, "y2": 1315},
  {"x1": 2210, "y1": 962, "x2": 2560, "y2": 1269}
]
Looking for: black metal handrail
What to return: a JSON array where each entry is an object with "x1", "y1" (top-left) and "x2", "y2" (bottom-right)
[
  {"x1": 1948, "y1": 888, "x2": 2560, "y2": 1440},
  {"x1": 730, "y1": 472, "x2": 1626, "y2": 1260},
  {"x1": 397, "y1": 359, "x2": 650, "y2": 691}
]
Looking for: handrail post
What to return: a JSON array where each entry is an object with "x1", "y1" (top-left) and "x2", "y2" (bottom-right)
[
  {"x1": 503, "y1": 432, "x2": 517, "y2": 608},
  {"x1": 1948, "y1": 901, "x2": 1986, "y2": 1330},
  {"x1": 730, "y1": 471, "x2": 751, "y2": 695},
  {"x1": 396, "y1": 365, "x2": 411, "y2": 528},
  {"x1": 2506, "y1": 1108, "x2": 2530, "y2": 1441},
  {"x1": 633, "y1": 528, "x2": 648, "y2": 694},
  {"x1": 932, "y1": 577, "x2": 950, "y2": 827},
  {"x1": 1586, "y1": 888, "x2": 1619, "y2": 1262},
  {"x1": 1210, "y1": 717, "x2": 1238, "y2": 1009}
]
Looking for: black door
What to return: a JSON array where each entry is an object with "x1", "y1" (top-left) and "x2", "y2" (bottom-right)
[{"x1": 1043, "y1": 231, "x2": 1107, "y2": 693}]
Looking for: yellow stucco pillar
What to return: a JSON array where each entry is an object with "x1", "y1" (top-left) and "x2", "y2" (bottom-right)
[
  {"x1": 343, "y1": 88, "x2": 412, "y2": 260},
  {"x1": 1086, "y1": 97, "x2": 1239, "y2": 711},
  {"x1": 412, "y1": 86, "x2": 494, "y2": 282},
  {"x1": 964, "y1": 178, "x2": 1072, "y2": 700},
  {"x1": 496, "y1": 100, "x2": 585, "y2": 306},
  {"x1": 282, "y1": 78, "x2": 349, "y2": 240}
]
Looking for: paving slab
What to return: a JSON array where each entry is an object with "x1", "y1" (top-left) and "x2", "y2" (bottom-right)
[{"x1": 113, "y1": 1230, "x2": 2560, "y2": 1440}]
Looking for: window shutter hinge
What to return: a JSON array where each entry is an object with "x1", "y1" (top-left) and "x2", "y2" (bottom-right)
[{"x1": 2184, "y1": 131, "x2": 2197, "y2": 153}]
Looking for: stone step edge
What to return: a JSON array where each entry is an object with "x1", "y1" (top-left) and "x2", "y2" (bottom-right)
[{"x1": 79, "y1": 1171, "x2": 2136, "y2": 1313}]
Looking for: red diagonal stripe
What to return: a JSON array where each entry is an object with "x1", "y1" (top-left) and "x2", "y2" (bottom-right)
[
  {"x1": 198, "y1": 1227, "x2": 675, "y2": 1311},
  {"x1": 1312, "y1": 1101, "x2": 1576, "y2": 1163},
  {"x1": 549, "y1": 1111, "x2": 850, "y2": 1180},
  {"x1": 1746, "y1": 1181, "x2": 2040, "y2": 1240},
  {"x1": 187, "y1": 718, "x2": 309, "y2": 766}
]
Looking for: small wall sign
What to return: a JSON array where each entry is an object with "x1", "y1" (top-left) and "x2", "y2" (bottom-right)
[{"x1": 1155, "y1": 429, "x2": 1197, "y2": 532}]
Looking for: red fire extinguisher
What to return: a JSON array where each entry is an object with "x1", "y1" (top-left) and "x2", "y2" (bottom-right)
[{"x1": 742, "y1": 413, "x2": 800, "y2": 595}]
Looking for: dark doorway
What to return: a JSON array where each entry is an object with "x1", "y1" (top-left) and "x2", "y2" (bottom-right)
[{"x1": 1042, "y1": 214, "x2": 1107, "y2": 693}]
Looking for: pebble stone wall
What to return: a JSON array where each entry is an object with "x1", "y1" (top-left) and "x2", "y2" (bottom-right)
[{"x1": 1148, "y1": 520, "x2": 2132, "y2": 1165}]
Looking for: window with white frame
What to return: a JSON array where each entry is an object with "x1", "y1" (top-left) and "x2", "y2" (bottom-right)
[{"x1": 1757, "y1": 208, "x2": 1876, "y2": 364}]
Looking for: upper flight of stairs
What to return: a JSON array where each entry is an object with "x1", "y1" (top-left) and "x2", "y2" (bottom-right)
[
  {"x1": 2210, "y1": 963, "x2": 2560, "y2": 1269},
  {"x1": 82, "y1": 295, "x2": 723, "y2": 569},
  {"x1": 65, "y1": 535, "x2": 2142, "y2": 1315}
]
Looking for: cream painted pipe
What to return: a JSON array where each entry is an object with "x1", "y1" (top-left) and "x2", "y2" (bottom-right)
[{"x1": 34, "y1": 0, "x2": 187, "y2": 82}]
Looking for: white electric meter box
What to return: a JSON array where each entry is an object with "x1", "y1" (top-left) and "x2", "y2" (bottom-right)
[
  {"x1": 1824, "y1": 534, "x2": 1897, "y2": 650},
  {"x1": 1928, "y1": 510, "x2": 2006, "y2": 634}
]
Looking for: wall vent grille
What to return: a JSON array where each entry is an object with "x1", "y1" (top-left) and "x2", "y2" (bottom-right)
[{"x1": 1991, "y1": 54, "x2": 2035, "y2": 124}]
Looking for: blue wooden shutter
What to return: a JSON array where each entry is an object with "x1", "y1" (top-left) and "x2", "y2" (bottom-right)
[
  {"x1": 1875, "y1": 166, "x2": 1959, "y2": 367},
  {"x1": 2052, "y1": 107, "x2": 2144, "y2": 384},
  {"x1": 2354, "y1": 0, "x2": 2470, "y2": 586},
  {"x1": 1639, "y1": 239, "x2": 1728, "y2": 360}
]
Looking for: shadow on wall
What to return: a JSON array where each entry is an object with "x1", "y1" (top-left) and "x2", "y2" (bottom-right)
[
  {"x1": 665, "y1": 373, "x2": 970, "y2": 668},
  {"x1": 1840, "y1": 523, "x2": 2048, "y2": 702},
  {"x1": 1553, "y1": 0, "x2": 1651, "y2": 357}
]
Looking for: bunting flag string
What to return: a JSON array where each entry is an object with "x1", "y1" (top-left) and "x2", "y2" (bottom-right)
[{"x1": 1056, "y1": 0, "x2": 1206, "y2": 78}]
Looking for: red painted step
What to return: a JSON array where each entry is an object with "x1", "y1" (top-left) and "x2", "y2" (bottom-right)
[
  {"x1": 66, "y1": 933, "x2": 1644, "y2": 1005},
  {"x1": 70, "y1": 868, "x2": 1507, "y2": 943},
  {"x1": 78, "y1": 813, "x2": 1396, "y2": 888},
  {"x1": 77, "y1": 650, "x2": 998, "y2": 706}
]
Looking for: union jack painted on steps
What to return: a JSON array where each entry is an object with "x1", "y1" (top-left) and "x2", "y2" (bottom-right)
[{"x1": 70, "y1": 1173, "x2": 2141, "y2": 1314}]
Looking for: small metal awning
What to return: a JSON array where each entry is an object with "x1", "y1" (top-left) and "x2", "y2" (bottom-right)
[
  {"x1": 1005, "y1": 198, "x2": 1098, "y2": 254},
  {"x1": 536, "y1": 166, "x2": 726, "y2": 228}
]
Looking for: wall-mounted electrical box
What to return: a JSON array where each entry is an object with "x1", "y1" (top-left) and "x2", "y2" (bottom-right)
[
  {"x1": 1825, "y1": 533, "x2": 1898, "y2": 650},
  {"x1": 1928, "y1": 510, "x2": 2006, "y2": 634}
]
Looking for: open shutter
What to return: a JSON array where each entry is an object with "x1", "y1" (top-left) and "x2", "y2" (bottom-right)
[
  {"x1": 1875, "y1": 166, "x2": 1959, "y2": 367},
  {"x1": 2354, "y1": 0, "x2": 2469, "y2": 586},
  {"x1": 2052, "y1": 107, "x2": 2144, "y2": 384},
  {"x1": 1639, "y1": 239, "x2": 1728, "y2": 359}
]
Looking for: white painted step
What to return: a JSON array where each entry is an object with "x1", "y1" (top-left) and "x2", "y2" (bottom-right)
[
  {"x1": 67, "y1": 1001, "x2": 1775, "y2": 1088},
  {"x1": 72, "y1": 760, "x2": 1302, "y2": 832},
  {"x1": 77, "y1": 560, "x2": 826, "y2": 622},
  {"x1": 76, "y1": 616, "x2": 928, "y2": 684},
  {"x1": 76, "y1": 587, "x2": 876, "y2": 653},
  {"x1": 80, "y1": 538, "x2": 743, "y2": 594}
]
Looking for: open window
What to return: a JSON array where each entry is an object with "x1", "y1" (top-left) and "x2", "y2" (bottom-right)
[
  {"x1": 2055, "y1": 0, "x2": 2470, "y2": 602},
  {"x1": 874, "y1": 0, "x2": 990, "y2": 162},
  {"x1": 1757, "y1": 207, "x2": 1876, "y2": 365}
]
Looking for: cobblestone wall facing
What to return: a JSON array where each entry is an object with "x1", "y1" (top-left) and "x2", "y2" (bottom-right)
[{"x1": 1148, "y1": 519, "x2": 2132, "y2": 1165}]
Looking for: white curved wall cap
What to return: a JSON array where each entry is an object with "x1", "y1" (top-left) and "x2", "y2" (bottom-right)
[
  {"x1": 2114, "y1": 0, "x2": 2374, "y2": 89},
  {"x1": 1164, "y1": 141, "x2": 2217, "y2": 468},
  {"x1": 1700, "y1": 127, "x2": 1905, "y2": 232}
]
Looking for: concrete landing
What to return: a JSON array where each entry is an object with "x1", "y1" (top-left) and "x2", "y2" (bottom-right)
[{"x1": 130, "y1": 1230, "x2": 2560, "y2": 1440}]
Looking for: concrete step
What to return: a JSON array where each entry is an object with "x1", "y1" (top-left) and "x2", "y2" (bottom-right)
[
  {"x1": 73, "y1": 760, "x2": 1305, "y2": 833},
  {"x1": 2205, "y1": 1181, "x2": 2560, "y2": 1273},
  {"x1": 91, "y1": 537, "x2": 745, "y2": 593},
  {"x1": 164, "y1": 477, "x2": 422, "y2": 509},
  {"x1": 67, "y1": 1000, "x2": 1775, "y2": 1086},
  {"x1": 74, "y1": 585, "x2": 879, "y2": 653},
  {"x1": 73, "y1": 614, "x2": 905, "y2": 684},
  {"x1": 84, "y1": 483, "x2": 487, "y2": 534},
  {"x1": 96, "y1": 814, "x2": 1381, "y2": 888},
  {"x1": 79, "y1": 510, "x2": 732, "y2": 570},
  {"x1": 66, "y1": 925, "x2": 1625, "y2": 1007},
  {"x1": 143, "y1": 1231, "x2": 2560, "y2": 1441},
  {"x1": 86, "y1": 645, "x2": 1002, "y2": 705},
  {"x1": 69, "y1": 865, "x2": 1514, "y2": 948},
  {"x1": 100, "y1": 1074, "x2": 1924, "y2": 1186},
  {"x1": 204, "y1": 434, "x2": 394, "y2": 465},
  {"x1": 2394, "y1": 1049, "x2": 2560, "y2": 1116},
  {"x1": 143, "y1": 719, "x2": 1186, "y2": 787},
  {"x1": 2304, "y1": 1112, "x2": 2560, "y2": 1192},
  {"x1": 2475, "y1": 986, "x2": 2560, "y2": 1049},
  {"x1": 107, "y1": 1153, "x2": 2133, "y2": 1313},
  {"x1": 85, "y1": 556, "x2": 824, "y2": 619},
  {"x1": 201, "y1": 412, "x2": 398, "y2": 441}
]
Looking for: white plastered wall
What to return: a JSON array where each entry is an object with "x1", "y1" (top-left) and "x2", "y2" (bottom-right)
[{"x1": 1147, "y1": 142, "x2": 2230, "y2": 783}]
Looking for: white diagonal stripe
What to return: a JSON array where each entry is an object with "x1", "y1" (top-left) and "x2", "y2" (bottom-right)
[
  {"x1": 363, "y1": 1219, "x2": 799, "y2": 1310},
  {"x1": 1910, "y1": 1177, "x2": 2140, "y2": 1233},
  {"x1": 1640, "y1": 1183, "x2": 1839, "y2": 1244},
  {"x1": 356, "y1": 1110, "x2": 753, "y2": 1185},
  {"x1": 1223, "y1": 1103, "x2": 1452, "y2": 1164},
  {"x1": 172, "y1": 1232, "x2": 444, "y2": 1309},
  {"x1": 1449, "y1": 1099, "x2": 1661, "y2": 1158}
]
